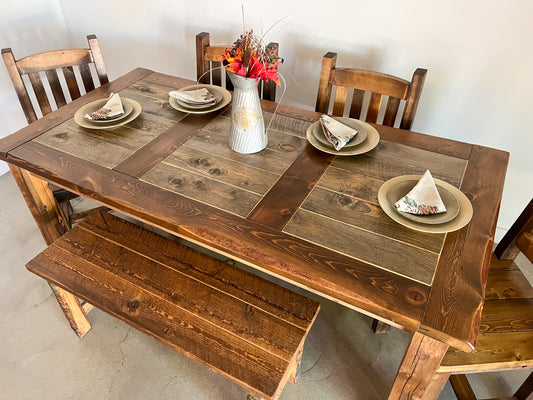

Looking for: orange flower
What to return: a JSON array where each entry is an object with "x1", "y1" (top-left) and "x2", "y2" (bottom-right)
[{"x1": 221, "y1": 29, "x2": 282, "y2": 84}]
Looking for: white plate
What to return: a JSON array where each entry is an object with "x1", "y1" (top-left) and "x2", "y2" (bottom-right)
[
  {"x1": 378, "y1": 175, "x2": 473, "y2": 233},
  {"x1": 306, "y1": 118, "x2": 380, "y2": 156},
  {"x1": 169, "y1": 84, "x2": 231, "y2": 114},
  {"x1": 74, "y1": 98, "x2": 141, "y2": 129}
]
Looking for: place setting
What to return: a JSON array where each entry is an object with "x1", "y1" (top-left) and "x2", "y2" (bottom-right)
[
  {"x1": 378, "y1": 170, "x2": 473, "y2": 233},
  {"x1": 168, "y1": 84, "x2": 231, "y2": 114},
  {"x1": 306, "y1": 115, "x2": 380, "y2": 156},
  {"x1": 74, "y1": 92, "x2": 142, "y2": 129}
]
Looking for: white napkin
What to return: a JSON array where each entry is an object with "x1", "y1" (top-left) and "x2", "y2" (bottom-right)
[
  {"x1": 395, "y1": 170, "x2": 447, "y2": 215},
  {"x1": 85, "y1": 93, "x2": 124, "y2": 120},
  {"x1": 169, "y1": 88, "x2": 216, "y2": 104},
  {"x1": 320, "y1": 115, "x2": 357, "y2": 150}
]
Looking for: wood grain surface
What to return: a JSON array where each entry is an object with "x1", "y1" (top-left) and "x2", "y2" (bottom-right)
[
  {"x1": 1, "y1": 71, "x2": 510, "y2": 352},
  {"x1": 27, "y1": 210, "x2": 320, "y2": 400}
]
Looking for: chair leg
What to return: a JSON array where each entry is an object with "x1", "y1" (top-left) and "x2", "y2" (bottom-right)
[
  {"x1": 514, "y1": 371, "x2": 533, "y2": 400},
  {"x1": 449, "y1": 374, "x2": 477, "y2": 400},
  {"x1": 372, "y1": 318, "x2": 391, "y2": 334}
]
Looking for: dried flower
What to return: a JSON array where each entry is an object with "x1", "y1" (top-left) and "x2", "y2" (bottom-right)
[{"x1": 222, "y1": 29, "x2": 282, "y2": 86}]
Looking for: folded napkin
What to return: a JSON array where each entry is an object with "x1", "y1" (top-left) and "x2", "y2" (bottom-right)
[
  {"x1": 320, "y1": 115, "x2": 357, "y2": 150},
  {"x1": 395, "y1": 170, "x2": 447, "y2": 215},
  {"x1": 85, "y1": 93, "x2": 124, "y2": 120},
  {"x1": 169, "y1": 88, "x2": 216, "y2": 104}
]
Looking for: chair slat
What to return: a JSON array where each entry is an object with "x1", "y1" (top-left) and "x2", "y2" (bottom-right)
[
  {"x1": 315, "y1": 52, "x2": 426, "y2": 130},
  {"x1": 211, "y1": 60, "x2": 222, "y2": 87},
  {"x1": 348, "y1": 89, "x2": 364, "y2": 119},
  {"x1": 79, "y1": 63, "x2": 95, "y2": 93},
  {"x1": 383, "y1": 97, "x2": 401, "y2": 127},
  {"x1": 196, "y1": 32, "x2": 277, "y2": 101},
  {"x1": 62, "y1": 66, "x2": 81, "y2": 100},
  {"x1": 28, "y1": 71, "x2": 52, "y2": 117},
  {"x1": 45, "y1": 69, "x2": 67, "y2": 108},
  {"x1": 332, "y1": 86, "x2": 348, "y2": 116},
  {"x1": 366, "y1": 92, "x2": 382, "y2": 123}
]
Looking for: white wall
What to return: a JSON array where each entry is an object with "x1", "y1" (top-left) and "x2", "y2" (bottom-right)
[
  {"x1": 0, "y1": 0, "x2": 71, "y2": 175},
  {"x1": 1, "y1": 0, "x2": 532, "y2": 238}
]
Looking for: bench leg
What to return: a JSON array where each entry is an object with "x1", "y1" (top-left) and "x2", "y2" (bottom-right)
[
  {"x1": 288, "y1": 342, "x2": 304, "y2": 383},
  {"x1": 246, "y1": 394, "x2": 264, "y2": 400},
  {"x1": 388, "y1": 331, "x2": 449, "y2": 400},
  {"x1": 9, "y1": 165, "x2": 91, "y2": 336}
]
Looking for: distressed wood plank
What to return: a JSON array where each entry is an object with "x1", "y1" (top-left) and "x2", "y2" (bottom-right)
[
  {"x1": 332, "y1": 141, "x2": 468, "y2": 188},
  {"x1": 420, "y1": 145, "x2": 509, "y2": 352},
  {"x1": 33, "y1": 122, "x2": 133, "y2": 168},
  {"x1": 485, "y1": 268, "x2": 533, "y2": 299},
  {"x1": 301, "y1": 186, "x2": 445, "y2": 253},
  {"x1": 163, "y1": 146, "x2": 280, "y2": 196},
  {"x1": 479, "y1": 298, "x2": 533, "y2": 333},
  {"x1": 28, "y1": 246, "x2": 287, "y2": 398},
  {"x1": 248, "y1": 146, "x2": 333, "y2": 229},
  {"x1": 284, "y1": 209, "x2": 438, "y2": 285},
  {"x1": 114, "y1": 111, "x2": 222, "y2": 178},
  {"x1": 141, "y1": 161, "x2": 262, "y2": 217},
  {"x1": 439, "y1": 331, "x2": 533, "y2": 373},
  {"x1": 56, "y1": 226, "x2": 307, "y2": 361},
  {"x1": 78, "y1": 210, "x2": 320, "y2": 330},
  {"x1": 187, "y1": 117, "x2": 303, "y2": 175}
]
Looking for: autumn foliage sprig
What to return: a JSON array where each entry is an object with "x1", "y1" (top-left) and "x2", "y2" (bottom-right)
[{"x1": 221, "y1": 29, "x2": 282, "y2": 86}]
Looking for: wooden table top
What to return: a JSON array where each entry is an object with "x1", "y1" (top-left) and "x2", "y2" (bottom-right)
[{"x1": 0, "y1": 68, "x2": 509, "y2": 352}]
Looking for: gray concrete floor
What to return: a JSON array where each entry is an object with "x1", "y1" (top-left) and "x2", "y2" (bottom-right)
[{"x1": 0, "y1": 171, "x2": 531, "y2": 399}]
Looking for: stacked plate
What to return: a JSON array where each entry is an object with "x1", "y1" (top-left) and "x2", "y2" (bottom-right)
[
  {"x1": 378, "y1": 175, "x2": 473, "y2": 233},
  {"x1": 74, "y1": 98, "x2": 141, "y2": 129},
  {"x1": 169, "y1": 84, "x2": 231, "y2": 114},
  {"x1": 306, "y1": 117, "x2": 380, "y2": 156}
]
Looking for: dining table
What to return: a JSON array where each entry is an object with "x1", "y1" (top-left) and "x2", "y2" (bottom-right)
[{"x1": 0, "y1": 68, "x2": 509, "y2": 399}]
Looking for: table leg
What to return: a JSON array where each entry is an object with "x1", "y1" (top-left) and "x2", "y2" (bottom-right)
[
  {"x1": 388, "y1": 331, "x2": 449, "y2": 400},
  {"x1": 9, "y1": 165, "x2": 91, "y2": 337}
]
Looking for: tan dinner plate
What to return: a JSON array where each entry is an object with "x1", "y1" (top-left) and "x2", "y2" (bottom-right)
[
  {"x1": 312, "y1": 117, "x2": 368, "y2": 149},
  {"x1": 306, "y1": 118, "x2": 380, "y2": 156},
  {"x1": 74, "y1": 98, "x2": 141, "y2": 129},
  {"x1": 169, "y1": 84, "x2": 231, "y2": 114},
  {"x1": 378, "y1": 175, "x2": 473, "y2": 233}
]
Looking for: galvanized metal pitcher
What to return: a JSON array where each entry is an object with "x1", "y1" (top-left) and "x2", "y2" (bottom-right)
[{"x1": 227, "y1": 71, "x2": 267, "y2": 154}]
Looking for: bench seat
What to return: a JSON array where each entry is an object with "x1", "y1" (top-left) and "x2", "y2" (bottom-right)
[{"x1": 26, "y1": 210, "x2": 320, "y2": 400}]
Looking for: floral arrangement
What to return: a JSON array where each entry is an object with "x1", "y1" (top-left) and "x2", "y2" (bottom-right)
[{"x1": 221, "y1": 29, "x2": 282, "y2": 86}]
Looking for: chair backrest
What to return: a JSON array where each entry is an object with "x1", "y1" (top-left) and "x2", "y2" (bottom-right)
[
  {"x1": 2, "y1": 34, "x2": 108, "y2": 124},
  {"x1": 315, "y1": 52, "x2": 427, "y2": 130},
  {"x1": 494, "y1": 198, "x2": 533, "y2": 263},
  {"x1": 196, "y1": 32, "x2": 278, "y2": 102}
]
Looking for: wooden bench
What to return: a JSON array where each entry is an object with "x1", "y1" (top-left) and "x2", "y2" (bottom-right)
[{"x1": 26, "y1": 210, "x2": 320, "y2": 400}]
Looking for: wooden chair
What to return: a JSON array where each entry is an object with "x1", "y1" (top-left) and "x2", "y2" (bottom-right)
[
  {"x1": 315, "y1": 52, "x2": 427, "y2": 130},
  {"x1": 196, "y1": 32, "x2": 278, "y2": 102},
  {"x1": 2, "y1": 34, "x2": 108, "y2": 124},
  {"x1": 429, "y1": 199, "x2": 533, "y2": 400},
  {"x1": 2, "y1": 34, "x2": 109, "y2": 226}
]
